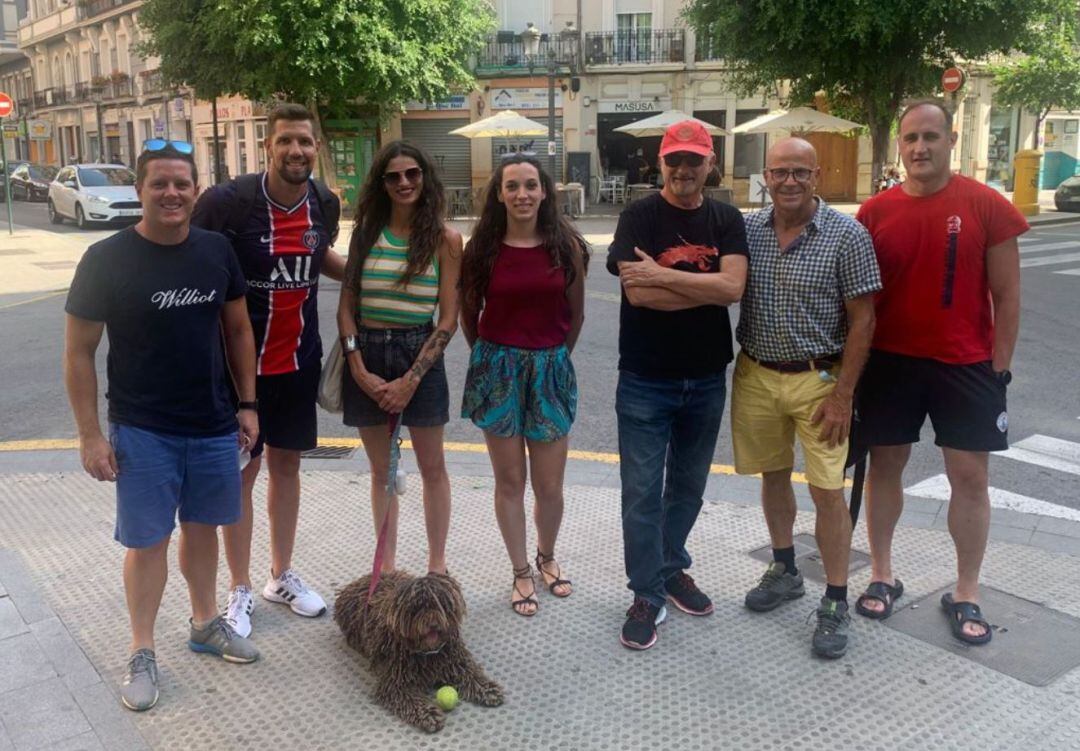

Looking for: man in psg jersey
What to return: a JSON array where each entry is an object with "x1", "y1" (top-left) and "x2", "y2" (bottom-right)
[
  {"x1": 193, "y1": 103, "x2": 345, "y2": 638},
  {"x1": 854, "y1": 101, "x2": 1028, "y2": 645}
]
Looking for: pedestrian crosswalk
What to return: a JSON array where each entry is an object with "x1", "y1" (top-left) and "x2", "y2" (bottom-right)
[
  {"x1": 1018, "y1": 233, "x2": 1080, "y2": 275},
  {"x1": 905, "y1": 433, "x2": 1080, "y2": 523}
]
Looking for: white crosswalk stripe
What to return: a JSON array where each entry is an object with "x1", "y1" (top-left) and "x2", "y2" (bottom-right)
[
  {"x1": 904, "y1": 434, "x2": 1080, "y2": 522},
  {"x1": 1018, "y1": 235, "x2": 1080, "y2": 274},
  {"x1": 1018, "y1": 240, "x2": 1078, "y2": 255}
]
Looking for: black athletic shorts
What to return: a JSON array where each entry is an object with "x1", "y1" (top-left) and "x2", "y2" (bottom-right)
[
  {"x1": 855, "y1": 349, "x2": 1008, "y2": 452},
  {"x1": 249, "y1": 360, "x2": 321, "y2": 458}
]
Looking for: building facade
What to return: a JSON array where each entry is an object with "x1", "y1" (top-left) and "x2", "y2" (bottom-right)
[{"x1": 14, "y1": 0, "x2": 191, "y2": 169}]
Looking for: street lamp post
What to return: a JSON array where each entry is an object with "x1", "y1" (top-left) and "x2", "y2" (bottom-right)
[{"x1": 521, "y1": 22, "x2": 577, "y2": 181}]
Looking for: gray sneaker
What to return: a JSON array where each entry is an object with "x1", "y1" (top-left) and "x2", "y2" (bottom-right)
[
  {"x1": 120, "y1": 648, "x2": 159, "y2": 711},
  {"x1": 744, "y1": 561, "x2": 805, "y2": 612},
  {"x1": 188, "y1": 615, "x2": 260, "y2": 663},
  {"x1": 812, "y1": 597, "x2": 851, "y2": 659}
]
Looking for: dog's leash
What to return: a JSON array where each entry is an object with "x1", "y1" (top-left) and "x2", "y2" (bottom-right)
[{"x1": 367, "y1": 413, "x2": 403, "y2": 602}]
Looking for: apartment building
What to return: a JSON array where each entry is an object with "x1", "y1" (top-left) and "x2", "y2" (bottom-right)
[
  {"x1": 1, "y1": 0, "x2": 32, "y2": 160},
  {"x1": 15, "y1": 0, "x2": 190, "y2": 168}
]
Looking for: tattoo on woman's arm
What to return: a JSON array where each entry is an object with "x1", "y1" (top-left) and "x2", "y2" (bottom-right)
[{"x1": 409, "y1": 329, "x2": 452, "y2": 382}]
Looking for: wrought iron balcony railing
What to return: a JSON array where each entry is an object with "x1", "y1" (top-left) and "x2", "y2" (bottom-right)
[
  {"x1": 475, "y1": 31, "x2": 577, "y2": 74},
  {"x1": 695, "y1": 36, "x2": 723, "y2": 62},
  {"x1": 584, "y1": 29, "x2": 685, "y2": 66},
  {"x1": 79, "y1": 0, "x2": 138, "y2": 20}
]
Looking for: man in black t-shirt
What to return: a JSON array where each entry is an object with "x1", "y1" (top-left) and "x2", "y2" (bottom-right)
[
  {"x1": 65, "y1": 143, "x2": 260, "y2": 712},
  {"x1": 607, "y1": 120, "x2": 749, "y2": 650}
]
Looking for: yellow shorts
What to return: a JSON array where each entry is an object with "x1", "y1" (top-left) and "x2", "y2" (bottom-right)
[{"x1": 730, "y1": 352, "x2": 848, "y2": 490}]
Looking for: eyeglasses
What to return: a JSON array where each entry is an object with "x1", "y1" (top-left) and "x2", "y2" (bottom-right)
[
  {"x1": 382, "y1": 167, "x2": 423, "y2": 185},
  {"x1": 765, "y1": 168, "x2": 814, "y2": 183},
  {"x1": 662, "y1": 152, "x2": 706, "y2": 169},
  {"x1": 142, "y1": 139, "x2": 194, "y2": 155}
]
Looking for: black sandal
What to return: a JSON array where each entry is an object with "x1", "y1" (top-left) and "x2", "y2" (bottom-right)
[
  {"x1": 535, "y1": 549, "x2": 572, "y2": 598},
  {"x1": 855, "y1": 579, "x2": 904, "y2": 620},
  {"x1": 941, "y1": 593, "x2": 992, "y2": 645},
  {"x1": 511, "y1": 564, "x2": 538, "y2": 617}
]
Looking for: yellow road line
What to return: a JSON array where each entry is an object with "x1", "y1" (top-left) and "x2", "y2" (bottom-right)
[
  {"x1": 0, "y1": 289, "x2": 69, "y2": 310},
  {"x1": 0, "y1": 436, "x2": 848, "y2": 487}
]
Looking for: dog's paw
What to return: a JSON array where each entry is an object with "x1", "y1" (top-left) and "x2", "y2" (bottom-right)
[
  {"x1": 477, "y1": 682, "x2": 504, "y2": 707},
  {"x1": 414, "y1": 704, "x2": 446, "y2": 733}
]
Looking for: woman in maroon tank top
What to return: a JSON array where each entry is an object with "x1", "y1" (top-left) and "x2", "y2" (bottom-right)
[{"x1": 460, "y1": 155, "x2": 589, "y2": 617}]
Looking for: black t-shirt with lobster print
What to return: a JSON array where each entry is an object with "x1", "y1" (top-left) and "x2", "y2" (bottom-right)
[{"x1": 606, "y1": 192, "x2": 748, "y2": 379}]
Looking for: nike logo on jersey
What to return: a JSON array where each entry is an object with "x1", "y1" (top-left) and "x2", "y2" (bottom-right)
[{"x1": 260, "y1": 234, "x2": 272, "y2": 244}]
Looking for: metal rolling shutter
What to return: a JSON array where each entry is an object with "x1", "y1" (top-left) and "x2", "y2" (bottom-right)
[
  {"x1": 401, "y1": 118, "x2": 472, "y2": 187},
  {"x1": 490, "y1": 116, "x2": 564, "y2": 181}
]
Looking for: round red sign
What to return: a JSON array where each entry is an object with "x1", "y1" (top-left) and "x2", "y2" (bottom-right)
[
  {"x1": 942, "y1": 67, "x2": 965, "y2": 93},
  {"x1": 0, "y1": 93, "x2": 13, "y2": 118}
]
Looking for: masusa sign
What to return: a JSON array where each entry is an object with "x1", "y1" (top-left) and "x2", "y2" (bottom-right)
[{"x1": 599, "y1": 99, "x2": 671, "y2": 114}]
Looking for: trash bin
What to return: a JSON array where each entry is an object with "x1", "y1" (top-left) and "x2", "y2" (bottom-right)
[{"x1": 1012, "y1": 149, "x2": 1042, "y2": 217}]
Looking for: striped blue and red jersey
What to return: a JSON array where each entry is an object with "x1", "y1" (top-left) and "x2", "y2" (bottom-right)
[{"x1": 194, "y1": 173, "x2": 333, "y2": 375}]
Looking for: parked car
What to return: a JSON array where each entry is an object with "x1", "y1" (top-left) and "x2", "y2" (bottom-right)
[
  {"x1": 48, "y1": 164, "x2": 141, "y2": 228},
  {"x1": 0, "y1": 160, "x2": 31, "y2": 202},
  {"x1": 1053, "y1": 175, "x2": 1080, "y2": 213},
  {"x1": 9, "y1": 163, "x2": 59, "y2": 202}
]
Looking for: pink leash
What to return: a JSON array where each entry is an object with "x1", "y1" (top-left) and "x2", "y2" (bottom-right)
[{"x1": 367, "y1": 413, "x2": 402, "y2": 601}]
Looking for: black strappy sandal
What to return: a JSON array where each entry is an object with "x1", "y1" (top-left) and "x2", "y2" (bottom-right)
[
  {"x1": 941, "y1": 593, "x2": 992, "y2": 645},
  {"x1": 511, "y1": 564, "x2": 538, "y2": 617},
  {"x1": 855, "y1": 579, "x2": 904, "y2": 620},
  {"x1": 535, "y1": 549, "x2": 572, "y2": 598}
]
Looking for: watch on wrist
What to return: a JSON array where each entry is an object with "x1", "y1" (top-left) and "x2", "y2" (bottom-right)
[
  {"x1": 996, "y1": 369, "x2": 1012, "y2": 386},
  {"x1": 238, "y1": 400, "x2": 259, "y2": 411},
  {"x1": 341, "y1": 334, "x2": 360, "y2": 354}
]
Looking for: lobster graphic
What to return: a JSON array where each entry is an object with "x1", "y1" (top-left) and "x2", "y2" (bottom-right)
[{"x1": 656, "y1": 236, "x2": 718, "y2": 271}]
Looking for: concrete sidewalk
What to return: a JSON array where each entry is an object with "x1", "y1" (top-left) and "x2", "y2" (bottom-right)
[{"x1": 0, "y1": 448, "x2": 1077, "y2": 750}]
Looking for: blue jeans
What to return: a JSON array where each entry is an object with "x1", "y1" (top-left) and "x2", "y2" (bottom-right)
[{"x1": 616, "y1": 369, "x2": 727, "y2": 607}]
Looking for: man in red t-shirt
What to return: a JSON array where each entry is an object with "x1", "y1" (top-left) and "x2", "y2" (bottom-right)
[{"x1": 854, "y1": 101, "x2": 1028, "y2": 646}]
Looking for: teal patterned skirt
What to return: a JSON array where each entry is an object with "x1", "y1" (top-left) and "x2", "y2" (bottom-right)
[{"x1": 461, "y1": 339, "x2": 577, "y2": 442}]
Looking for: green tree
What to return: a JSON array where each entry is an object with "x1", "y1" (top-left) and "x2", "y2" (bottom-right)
[
  {"x1": 685, "y1": 0, "x2": 1077, "y2": 185},
  {"x1": 992, "y1": 33, "x2": 1080, "y2": 148},
  {"x1": 139, "y1": 0, "x2": 494, "y2": 182}
]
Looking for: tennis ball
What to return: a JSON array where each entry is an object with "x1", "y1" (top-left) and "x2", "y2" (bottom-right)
[{"x1": 435, "y1": 685, "x2": 458, "y2": 711}]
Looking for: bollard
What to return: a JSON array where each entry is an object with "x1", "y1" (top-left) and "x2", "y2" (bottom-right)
[{"x1": 1012, "y1": 149, "x2": 1043, "y2": 217}]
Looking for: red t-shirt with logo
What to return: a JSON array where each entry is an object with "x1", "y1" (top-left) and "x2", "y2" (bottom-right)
[{"x1": 855, "y1": 175, "x2": 1028, "y2": 364}]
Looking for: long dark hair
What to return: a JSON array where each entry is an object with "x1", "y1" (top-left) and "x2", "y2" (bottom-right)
[
  {"x1": 461, "y1": 154, "x2": 588, "y2": 317},
  {"x1": 344, "y1": 141, "x2": 445, "y2": 292}
]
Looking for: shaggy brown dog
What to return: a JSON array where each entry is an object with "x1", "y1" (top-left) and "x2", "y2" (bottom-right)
[{"x1": 334, "y1": 571, "x2": 504, "y2": 732}]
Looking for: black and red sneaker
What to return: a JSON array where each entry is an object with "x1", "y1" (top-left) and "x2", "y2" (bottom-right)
[
  {"x1": 665, "y1": 572, "x2": 714, "y2": 616},
  {"x1": 620, "y1": 597, "x2": 667, "y2": 650}
]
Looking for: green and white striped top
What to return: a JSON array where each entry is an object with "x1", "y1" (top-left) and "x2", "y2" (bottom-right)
[{"x1": 358, "y1": 228, "x2": 440, "y2": 326}]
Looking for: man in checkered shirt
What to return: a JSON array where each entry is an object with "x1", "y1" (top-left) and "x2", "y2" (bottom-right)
[{"x1": 732, "y1": 137, "x2": 881, "y2": 659}]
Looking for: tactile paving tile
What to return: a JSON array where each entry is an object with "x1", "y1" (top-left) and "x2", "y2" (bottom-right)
[
  {"x1": 748, "y1": 532, "x2": 871, "y2": 583},
  {"x1": 885, "y1": 584, "x2": 1080, "y2": 687},
  {"x1": 0, "y1": 470, "x2": 1077, "y2": 750}
]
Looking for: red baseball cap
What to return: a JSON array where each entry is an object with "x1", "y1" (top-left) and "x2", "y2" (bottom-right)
[{"x1": 659, "y1": 120, "x2": 713, "y2": 158}]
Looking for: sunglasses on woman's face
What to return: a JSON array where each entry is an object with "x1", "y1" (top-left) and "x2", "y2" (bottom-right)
[
  {"x1": 662, "y1": 152, "x2": 706, "y2": 169},
  {"x1": 382, "y1": 167, "x2": 424, "y2": 185}
]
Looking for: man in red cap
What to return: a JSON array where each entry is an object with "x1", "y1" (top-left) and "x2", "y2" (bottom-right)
[{"x1": 607, "y1": 120, "x2": 748, "y2": 650}]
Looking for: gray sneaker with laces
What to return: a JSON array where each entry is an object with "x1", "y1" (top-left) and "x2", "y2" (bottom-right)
[
  {"x1": 812, "y1": 597, "x2": 851, "y2": 659},
  {"x1": 744, "y1": 561, "x2": 805, "y2": 612},
  {"x1": 120, "y1": 648, "x2": 159, "y2": 711},
  {"x1": 188, "y1": 615, "x2": 260, "y2": 663}
]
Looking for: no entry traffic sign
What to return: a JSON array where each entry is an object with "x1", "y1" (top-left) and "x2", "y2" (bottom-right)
[
  {"x1": 0, "y1": 93, "x2": 13, "y2": 118},
  {"x1": 942, "y1": 67, "x2": 965, "y2": 93}
]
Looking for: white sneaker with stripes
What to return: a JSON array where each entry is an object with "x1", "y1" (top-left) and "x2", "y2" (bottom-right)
[
  {"x1": 262, "y1": 568, "x2": 327, "y2": 617},
  {"x1": 225, "y1": 585, "x2": 254, "y2": 638}
]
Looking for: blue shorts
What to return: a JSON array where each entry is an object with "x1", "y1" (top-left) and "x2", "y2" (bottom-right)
[
  {"x1": 110, "y1": 423, "x2": 242, "y2": 549},
  {"x1": 461, "y1": 340, "x2": 577, "y2": 442}
]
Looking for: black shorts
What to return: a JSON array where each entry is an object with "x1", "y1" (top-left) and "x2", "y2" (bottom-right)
[
  {"x1": 341, "y1": 322, "x2": 450, "y2": 429},
  {"x1": 855, "y1": 349, "x2": 1008, "y2": 452},
  {"x1": 250, "y1": 360, "x2": 321, "y2": 458}
]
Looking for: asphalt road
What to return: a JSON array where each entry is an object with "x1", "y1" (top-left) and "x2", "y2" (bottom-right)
[{"x1": 2, "y1": 200, "x2": 1078, "y2": 516}]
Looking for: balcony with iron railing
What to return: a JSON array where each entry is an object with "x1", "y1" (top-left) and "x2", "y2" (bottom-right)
[
  {"x1": 584, "y1": 29, "x2": 685, "y2": 67},
  {"x1": 78, "y1": 0, "x2": 140, "y2": 20},
  {"x1": 34, "y1": 87, "x2": 69, "y2": 108},
  {"x1": 694, "y1": 35, "x2": 723, "y2": 63},
  {"x1": 139, "y1": 69, "x2": 165, "y2": 95},
  {"x1": 475, "y1": 32, "x2": 577, "y2": 75}
]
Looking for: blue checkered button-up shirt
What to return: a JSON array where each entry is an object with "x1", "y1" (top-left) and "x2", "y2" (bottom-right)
[{"x1": 737, "y1": 198, "x2": 882, "y2": 362}]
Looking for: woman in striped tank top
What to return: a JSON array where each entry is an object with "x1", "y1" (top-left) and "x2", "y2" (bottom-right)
[
  {"x1": 460, "y1": 154, "x2": 589, "y2": 616},
  {"x1": 337, "y1": 141, "x2": 462, "y2": 576}
]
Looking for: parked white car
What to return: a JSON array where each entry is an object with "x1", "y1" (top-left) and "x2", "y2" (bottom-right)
[{"x1": 48, "y1": 164, "x2": 142, "y2": 229}]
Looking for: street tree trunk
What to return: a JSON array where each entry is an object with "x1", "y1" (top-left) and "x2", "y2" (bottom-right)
[{"x1": 308, "y1": 99, "x2": 338, "y2": 192}]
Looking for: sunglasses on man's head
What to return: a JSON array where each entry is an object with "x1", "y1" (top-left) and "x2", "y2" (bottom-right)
[
  {"x1": 662, "y1": 152, "x2": 706, "y2": 168},
  {"x1": 382, "y1": 167, "x2": 424, "y2": 185},
  {"x1": 142, "y1": 139, "x2": 194, "y2": 155}
]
